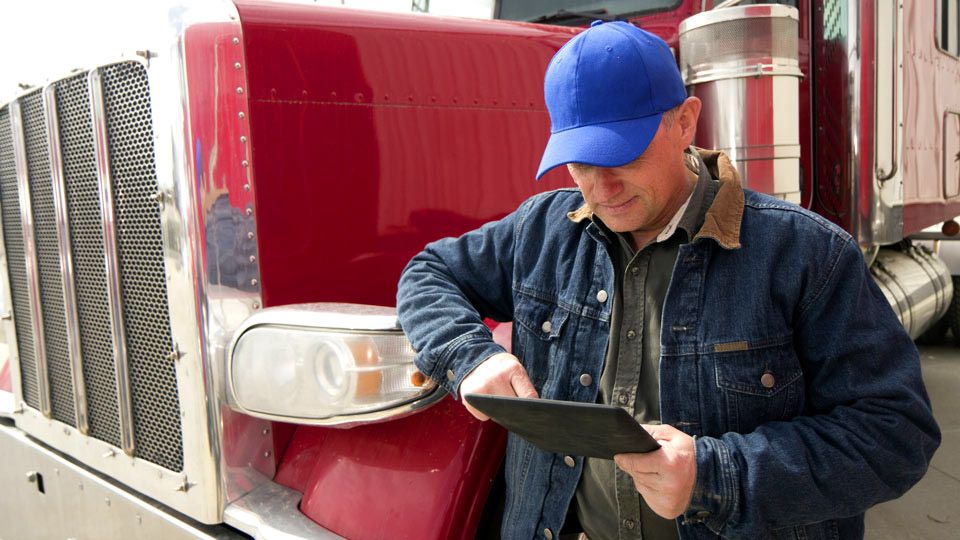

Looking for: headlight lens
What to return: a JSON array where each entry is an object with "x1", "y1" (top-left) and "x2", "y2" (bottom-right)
[{"x1": 230, "y1": 318, "x2": 436, "y2": 422}]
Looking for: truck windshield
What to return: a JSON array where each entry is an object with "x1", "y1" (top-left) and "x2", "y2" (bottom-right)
[{"x1": 497, "y1": 0, "x2": 681, "y2": 23}]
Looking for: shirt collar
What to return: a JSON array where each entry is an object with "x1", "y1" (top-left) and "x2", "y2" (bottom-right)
[{"x1": 655, "y1": 165, "x2": 702, "y2": 244}]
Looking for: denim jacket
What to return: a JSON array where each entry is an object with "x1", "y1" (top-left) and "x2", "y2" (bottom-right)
[{"x1": 396, "y1": 150, "x2": 940, "y2": 539}]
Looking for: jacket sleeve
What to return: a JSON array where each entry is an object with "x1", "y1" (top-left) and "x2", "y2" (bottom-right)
[
  {"x1": 684, "y1": 235, "x2": 941, "y2": 536},
  {"x1": 396, "y1": 199, "x2": 532, "y2": 398}
]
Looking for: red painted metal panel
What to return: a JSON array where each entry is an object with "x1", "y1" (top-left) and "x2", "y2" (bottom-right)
[
  {"x1": 274, "y1": 397, "x2": 507, "y2": 540},
  {"x1": 811, "y1": 0, "x2": 853, "y2": 231},
  {"x1": 235, "y1": 1, "x2": 575, "y2": 308},
  {"x1": 232, "y1": 2, "x2": 575, "y2": 535}
]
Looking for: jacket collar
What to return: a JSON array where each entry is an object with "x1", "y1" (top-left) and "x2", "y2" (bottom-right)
[{"x1": 566, "y1": 146, "x2": 743, "y2": 250}]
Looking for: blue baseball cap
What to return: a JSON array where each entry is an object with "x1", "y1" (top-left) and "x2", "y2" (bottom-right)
[{"x1": 536, "y1": 21, "x2": 687, "y2": 179}]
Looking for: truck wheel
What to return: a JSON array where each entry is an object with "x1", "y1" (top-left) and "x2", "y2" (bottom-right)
[
  {"x1": 950, "y1": 276, "x2": 960, "y2": 345},
  {"x1": 918, "y1": 317, "x2": 948, "y2": 345}
]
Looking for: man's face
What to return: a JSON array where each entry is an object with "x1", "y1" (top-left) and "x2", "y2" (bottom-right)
[{"x1": 567, "y1": 110, "x2": 692, "y2": 236}]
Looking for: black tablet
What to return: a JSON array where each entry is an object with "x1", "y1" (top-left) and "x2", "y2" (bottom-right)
[{"x1": 464, "y1": 394, "x2": 660, "y2": 459}]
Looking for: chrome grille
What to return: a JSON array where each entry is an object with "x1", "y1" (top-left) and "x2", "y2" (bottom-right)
[
  {"x1": 22, "y1": 92, "x2": 75, "y2": 427},
  {"x1": 0, "y1": 106, "x2": 39, "y2": 410},
  {"x1": 101, "y1": 63, "x2": 182, "y2": 471},
  {"x1": 0, "y1": 62, "x2": 183, "y2": 472},
  {"x1": 57, "y1": 74, "x2": 122, "y2": 447}
]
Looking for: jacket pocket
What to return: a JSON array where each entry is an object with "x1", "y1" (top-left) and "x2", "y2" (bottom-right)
[
  {"x1": 711, "y1": 334, "x2": 804, "y2": 433},
  {"x1": 512, "y1": 292, "x2": 569, "y2": 390},
  {"x1": 771, "y1": 519, "x2": 841, "y2": 540}
]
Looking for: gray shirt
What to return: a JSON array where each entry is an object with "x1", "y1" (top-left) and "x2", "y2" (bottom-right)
[{"x1": 575, "y1": 157, "x2": 717, "y2": 540}]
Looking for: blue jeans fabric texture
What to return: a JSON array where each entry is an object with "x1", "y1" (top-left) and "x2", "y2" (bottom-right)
[{"x1": 395, "y1": 152, "x2": 940, "y2": 539}]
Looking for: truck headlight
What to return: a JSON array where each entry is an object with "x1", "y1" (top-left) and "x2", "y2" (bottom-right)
[{"x1": 227, "y1": 303, "x2": 441, "y2": 425}]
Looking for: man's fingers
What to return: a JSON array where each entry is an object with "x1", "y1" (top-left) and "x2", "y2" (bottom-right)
[
  {"x1": 615, "y1": 453, "x2": 662, "y2": 475},
  {"x1": 634, "y1": 478, "x2": 662, "y2": 495},
  {"x1": 643, "y1": 423, "x2": 676, "y2": 442},
  {"x1": 463, "y1": 402, "x2": 490, "y2": 421},
  {"x1": 510, "y1": 368, "x2": 539, "y2": 399},
  {"x1": 458, "y1": 353, "x2": 538, "y2": 420}
]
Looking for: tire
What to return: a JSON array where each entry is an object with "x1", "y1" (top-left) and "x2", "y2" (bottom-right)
[
  {"x1": 918, "y1": 317, "x2": 948, "y2": 345},
  {"x1": 918, "y1": 275, "x2": 960, "y2": 345},
  {"x1": 949, "y1": 276, "x2": 960, "y2": 345}
]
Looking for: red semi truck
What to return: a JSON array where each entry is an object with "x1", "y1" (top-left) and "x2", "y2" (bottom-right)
[{"x1": 0, "y1": 1, "x2": 957, "y2": 538}]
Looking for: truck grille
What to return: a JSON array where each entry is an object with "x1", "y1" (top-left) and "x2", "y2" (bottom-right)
[{"x1": 0, "y1": 62, "x2": 183, "y2": 472}]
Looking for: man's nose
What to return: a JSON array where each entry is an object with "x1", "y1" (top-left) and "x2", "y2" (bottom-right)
[{"x1": 593, "y1": 169, "x2": 623, "y2": 200}]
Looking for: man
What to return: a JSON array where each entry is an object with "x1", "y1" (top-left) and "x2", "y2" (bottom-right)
[{"x1": 396, "y1": 21, "x2": 939, "y2": 539}]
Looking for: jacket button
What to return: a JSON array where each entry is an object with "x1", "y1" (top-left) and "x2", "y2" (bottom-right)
[
  {"x1": 623, "y1": 518, "x2": 636, "y2": 530},
  {"x1": 760, "y1": 372, "x2": 775, "y2": 388},
  {"x1": 596, "y1": 290, "x2": 608, "y2": 303},
  {"x1": 541, "y1": 320, "x2": 552, "y2": 333},
  {"x1": 544, "y1": 528, "x2": 553, "y2": 540},
  {"x1": 564, "y1": 455, "x2": 576, "y2": 467},
  {"x1": 631, "y1": 265, "x2": 639, "y2": 275},
  {"x1": 626, "y1": 329, "x2": 636, "y2": 340},
  {"x1": 617, "y1": 393, "x2": 629, "y2": 405},
  {"x1": 579, "y1": 373, "x2": 593, "y2": 386},
  {"x1": 446, "y1": 369, "x2": 455, "y2": 381}
]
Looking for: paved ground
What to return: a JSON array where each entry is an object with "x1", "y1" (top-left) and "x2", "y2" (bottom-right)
[{"x1": 865, "y1": 345, "x2": 960, "y2": 539}]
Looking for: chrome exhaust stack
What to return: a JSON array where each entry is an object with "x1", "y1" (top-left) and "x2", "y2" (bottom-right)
[{"x1": 679, "y1": 4, "x2": 802, "y2": 203}]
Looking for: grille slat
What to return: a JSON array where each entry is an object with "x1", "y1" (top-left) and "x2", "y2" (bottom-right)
[
  {"x1": 0, "y1": 106, "x2": 40, "y2": 410},
  {"x1": 102, "y1": 63, "x2": 183, "y2": 472},
  {"x1": 57, "y1": 75, "x2": 122, "y2": 446},
  {"x1": 23, "y1": 92, "x2": 76, "y2": 427}
]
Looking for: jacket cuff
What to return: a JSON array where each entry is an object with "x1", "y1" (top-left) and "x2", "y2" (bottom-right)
[
  {"x1": 683, "y1": 436, "x2": 739, "y2": 534},
  {"x1": 415, "y1": 334, "x2": 507, "y2": 399}
]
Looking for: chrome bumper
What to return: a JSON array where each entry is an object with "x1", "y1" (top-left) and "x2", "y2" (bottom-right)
[
  {"x1": 0, "y1": 419, "x2": 241, "y2": 540},
  {"x1": 0, "y1": 418, "x2": 344, "y2": 540}
]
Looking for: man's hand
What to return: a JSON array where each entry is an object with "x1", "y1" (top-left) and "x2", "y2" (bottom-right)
[
  {"x1": 614, "y1": 423, "x2": 697, "y2": 519},
  {"x1": 458, "y1": 352, "x2": 538, "y2": 420}
]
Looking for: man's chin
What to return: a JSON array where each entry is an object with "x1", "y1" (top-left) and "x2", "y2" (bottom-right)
[{"x1": 595, "y1": 215, "x2": 640, "y2": 234}]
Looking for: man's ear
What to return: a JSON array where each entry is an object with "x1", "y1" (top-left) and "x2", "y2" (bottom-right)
[{"x1": 677, "y1": 97, "x2": 702, "y2": 147}]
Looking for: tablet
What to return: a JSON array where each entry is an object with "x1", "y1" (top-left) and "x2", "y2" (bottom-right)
[{"x1": 464, "y1": 394, "x2": 660, "y2": 459}]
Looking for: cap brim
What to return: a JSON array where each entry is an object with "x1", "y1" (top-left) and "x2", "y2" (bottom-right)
[{"x1": 536, "y1": 113, "x2": 663, "y2": 180}]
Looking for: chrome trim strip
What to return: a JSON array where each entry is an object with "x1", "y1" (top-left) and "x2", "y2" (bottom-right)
[
  {"x1": 0, "y1": 107, "x2": 26, "y2": 419},
  {"x1": 228, "y1": 384, "x2": 447, "y2": 428},
  {"x1": 869, "y1": 0, "x2": 905, "y2": 244},
  {"x1": 42, "y1": 84, "x2": 90, "y2": 434},
  {"x1": 843, "y1": 0, "x2": 866, "y2": 245},
  {"x1": 235, "y1": 303, "x2": 402, "y2": 332},
  {"x1": 88, "y1": 69, "x2": 135, "y2": 456},
  {"x1": 874, "y1": 0, "x2": 902, "y2": 182},
  {"x1": 9, "y1": 100, "x2": 52, "y2": 418},
  {"x1": 158, "y1": 0, "x2": 267, "y2": 507},
  {"x1": 223, "y1": 481, "x2": 345, "y2": 540}
]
